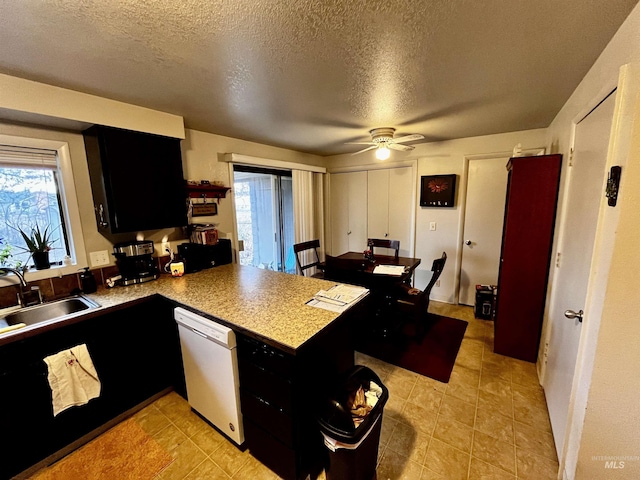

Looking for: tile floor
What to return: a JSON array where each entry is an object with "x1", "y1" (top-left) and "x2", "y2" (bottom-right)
[{"x1": 32, "y1": 302, "x2": 559, "y2": 479}]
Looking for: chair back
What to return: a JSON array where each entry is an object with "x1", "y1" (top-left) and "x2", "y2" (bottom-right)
[
  {"x1": 293, "y1": 239, "x2": 322, "y2": 276},
  {"x1": 367, "y1": 238, "x2": 400, "y2": 259},
  {"x1": 416, "y1": 251, "x2": 447, "y2": 314},
  {"x1": 324, "y1": 255, "x2": 368, "y2": 286}
]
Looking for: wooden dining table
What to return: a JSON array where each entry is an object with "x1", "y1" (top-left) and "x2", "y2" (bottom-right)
[{"x1": 328, "y1": 251, "x2": 421, "y2": 289}]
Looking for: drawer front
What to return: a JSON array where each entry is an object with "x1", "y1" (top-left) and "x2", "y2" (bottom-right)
[
  {"x1": 238, "y1": 336, "x2": 294, "y2": 379},
  {"x1": 244, "y1": 419, "x2": 298, "y2": 480},
  {"x1": 240, "y1": 390, "x2": 294, "y2": 447},
  {"x1": 238, "y1": 357, "x2": 293, "y2": 413}
]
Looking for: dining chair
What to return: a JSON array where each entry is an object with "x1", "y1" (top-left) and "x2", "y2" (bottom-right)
[
  {"x1": 367, "y1": 238, "x2": 400, "y2": 259},
  {"x1": 393, "y1": 251, "x2": 447, "y2": 341},
  {"x1": 293, "y1": 240, "x2": 324, "y2": 278}
]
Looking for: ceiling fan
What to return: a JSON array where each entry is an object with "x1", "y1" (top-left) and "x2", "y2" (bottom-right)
[{"x1": 347, "y1": 127, "x2": 425, "y2": 160}]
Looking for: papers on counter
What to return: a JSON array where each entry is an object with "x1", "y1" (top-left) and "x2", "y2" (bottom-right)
[
  {"x1": 372, "y1": 264, "x2": 406, "y2": 276},
  {"x1": 307, "y1": 284, "x2": 369, "y2": 312}
]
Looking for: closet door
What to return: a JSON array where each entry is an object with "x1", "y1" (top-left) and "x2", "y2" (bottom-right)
[
  {"x1": 367, "y1": 169, "x2": 390, "y2": 239},
  {"x1": 388, "y1": 167, "x2": 413, "y2": 257},
  {"x1": 347, "y1": 172, "x2": 368, "y2": 252},
  {"x1": 330, "y1": 171, "x2": 367, "y2": 255},
  {"x1": 330, "y1": 173, "x2": 350, "y2": 255},
  {"x1": 367, "y1": 167, "x2": 414, "y2": 257}
]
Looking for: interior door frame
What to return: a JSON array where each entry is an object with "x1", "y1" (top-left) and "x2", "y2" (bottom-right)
[{"x1": 456, "y1": 149, "x2": 546, "y2": 304}]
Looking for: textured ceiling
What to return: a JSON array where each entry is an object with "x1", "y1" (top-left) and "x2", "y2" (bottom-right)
[{"x1": 0, "y1": 0, "x2": 638, "y2": 156}]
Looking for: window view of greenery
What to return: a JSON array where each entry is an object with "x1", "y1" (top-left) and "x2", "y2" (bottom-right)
[{"x1": 0, "y1": 166, "x2": 67, "y2": 269}]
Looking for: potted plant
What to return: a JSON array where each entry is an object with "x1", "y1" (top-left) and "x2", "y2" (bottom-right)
[{"x1": 18, "y1": 225, "x2": 53, "y2": 270}]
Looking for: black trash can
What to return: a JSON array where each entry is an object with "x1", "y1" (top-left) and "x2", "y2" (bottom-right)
[{"x1": 318, "y1": 365, "x2": 389, "y2": 480}]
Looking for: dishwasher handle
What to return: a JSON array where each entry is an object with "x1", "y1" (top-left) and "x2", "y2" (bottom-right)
[{"x1": 191, "y1": 327, "x2": 209, "y2": 339}]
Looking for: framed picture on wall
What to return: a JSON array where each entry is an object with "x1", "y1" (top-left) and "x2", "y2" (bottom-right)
[{"x1": 420, "y1": 174, "x2": 457, "y2": 207}]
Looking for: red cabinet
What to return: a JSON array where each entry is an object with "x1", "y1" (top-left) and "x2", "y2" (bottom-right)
[{"x1": 494, "y1": 154, "x2": 562, "y2": 362}]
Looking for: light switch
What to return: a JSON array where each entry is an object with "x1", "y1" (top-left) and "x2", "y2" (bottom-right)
[{"x1": 429, "y1": 222, "x2": 437, "y2": 231}]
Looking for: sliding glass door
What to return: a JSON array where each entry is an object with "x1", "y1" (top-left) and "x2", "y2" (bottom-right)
[{"x1": 233, "y1": 166, "x2": 295, "y2": 273}]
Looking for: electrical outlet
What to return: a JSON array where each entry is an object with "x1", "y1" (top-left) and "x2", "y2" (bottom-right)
[
  {"x1": 430, "y1": 222, "x2": 437, "y2": 231},
  {"x1": 435, "y1": 280, "x2": 440, "y2": 287},
  {"x1": 156, "y1": 241, "x2": 170, "y2": 257},
  {"x1": 89, "y1": 250, "x2": 110, "y2": 267}
]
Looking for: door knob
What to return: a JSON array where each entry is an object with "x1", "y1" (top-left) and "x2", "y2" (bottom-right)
[
  {"x1": 564, "y1": 309, "x2": 584, "y2": 323},
  {"x1": 465, "y1": 240, "x2": 472, "y2": 246}
]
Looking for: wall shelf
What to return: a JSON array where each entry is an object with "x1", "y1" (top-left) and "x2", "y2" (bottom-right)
[{"x1": 186, "y1": 184, "x2": 231, "y2": 203}]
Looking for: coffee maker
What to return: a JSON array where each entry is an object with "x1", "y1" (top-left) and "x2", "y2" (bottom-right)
[{"x1": 113, "y1": 240, "x2": 158, "y2": 286}]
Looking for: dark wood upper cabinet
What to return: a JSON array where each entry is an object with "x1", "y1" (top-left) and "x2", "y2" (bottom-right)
[
  {"x1": 83, "y1": 125, "x2": 187, "y2": 233},
  {"x1": 494, "y1": 154, "x2": 562, "y2": 362}
]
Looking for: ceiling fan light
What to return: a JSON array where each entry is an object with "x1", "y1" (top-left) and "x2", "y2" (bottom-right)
[{"x1": 376, "y1": 145, "x2": 390, "y2": 160}]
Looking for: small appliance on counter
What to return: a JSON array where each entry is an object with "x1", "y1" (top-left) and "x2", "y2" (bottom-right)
[
  {"x1": 178, "y1": 239, "x2": 232, "y2": 273},
  {"x1": 113, "y1": 240, "x2": 159, "y2": 286}
]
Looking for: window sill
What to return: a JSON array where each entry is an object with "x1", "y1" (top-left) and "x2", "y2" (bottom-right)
[{"x1": 1, "y1": 262, "x2": 96, "y2": 286}]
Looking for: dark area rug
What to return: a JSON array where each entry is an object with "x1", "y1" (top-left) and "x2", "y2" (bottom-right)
[{"x1": 356, "y1": 314, "x2": 468, "y2": 383}]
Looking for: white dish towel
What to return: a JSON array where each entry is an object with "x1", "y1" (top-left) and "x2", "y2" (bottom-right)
[{"x1": 43, "y1": 343, "x2": 101, "y2": 416}]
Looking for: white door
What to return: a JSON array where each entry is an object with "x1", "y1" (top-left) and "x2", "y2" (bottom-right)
[
  {"x1": 330, "y1": 173, "x2": 350, "y2": 255},
  {"x1": 543, "y1": 91, "x2": 616, "y2": 458},
  {"x1": 367, "y1": 167, "x2": 413, "y2": 257},
  {"x1": 367, "y1": 169, "x2": 390, "y2": 240},
  {"x1": 459, "y1": 157, "x2": 510, "y2": 305},
  {"x1": 347, "y1": 171, "x2": 368, "y2": 252},
  {"x1": 388, "y1": 167, "x2": 414, "y2": 257},
  {"x1": 330, "y1": 171, "x2": 368, "y2": 255}
]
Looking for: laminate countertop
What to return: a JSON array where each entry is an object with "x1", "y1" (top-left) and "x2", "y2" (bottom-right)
[{"x1": 1, "y1": 264, "x2": 359, "y2": 352}]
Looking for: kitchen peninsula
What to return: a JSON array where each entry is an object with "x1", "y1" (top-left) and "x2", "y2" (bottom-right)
[{"x1": 0, "y1": 265, "x2": 364, "y2": 480}]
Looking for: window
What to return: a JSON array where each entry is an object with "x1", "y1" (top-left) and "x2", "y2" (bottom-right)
[
  {"x1": 0, "y1": 134, "x2": 87, "y2": 280},
  {"x1": 233, "y1": 165, "x2": 295, "y2": 273}
]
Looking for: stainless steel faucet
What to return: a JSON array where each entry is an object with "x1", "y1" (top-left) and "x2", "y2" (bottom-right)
[
  {"x1": 0, "y1": 267, "x2": 28, "y2": 287},
  {"x1": 0, "y1": 267, "x2": 42, "y2": 306}
]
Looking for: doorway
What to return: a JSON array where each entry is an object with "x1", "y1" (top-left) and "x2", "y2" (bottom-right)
[
  {"x1": 233, "y1": 166, "x2": 295, "y2": 273},
  {"x1": 543, "y1": 91, "x2": 616, "y2": 459},
  {"x1": 458, "y1": 156, "x2": 510, "y2": 305}
]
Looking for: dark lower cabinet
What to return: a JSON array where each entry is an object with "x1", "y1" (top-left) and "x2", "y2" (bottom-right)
[
  {"x1": 237, "y1": 312, "x2": 355, "y2": 480},
  {"x1": 0, "y1": 296, "x2": 185, "y2": 479}
]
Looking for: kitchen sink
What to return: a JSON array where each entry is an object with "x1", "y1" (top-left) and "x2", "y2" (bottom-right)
[{"x1": 0, "y1": 295, "x2": 100, "y2": 330}]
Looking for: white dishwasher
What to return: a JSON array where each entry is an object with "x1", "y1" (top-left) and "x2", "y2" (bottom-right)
[{"x1": 174, "y1": 307, "x2": 244, "y2": 445}]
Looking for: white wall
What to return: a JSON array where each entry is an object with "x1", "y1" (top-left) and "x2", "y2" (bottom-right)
[
  {"x1": 326, "y1": 128, "x2": 547, "y2": 302},
  {"x1": 181, "y1": 128, "x2": 324, "y2": 240},
  {"x1": 0, "y1": 121, "x2": 323, "y2": 267},
  {"x1": 0, "y1": 74, "x2": 184, "y2": 139},
  {"x1": 541, "y1": 1, "x2": 640, "y2": 477}
]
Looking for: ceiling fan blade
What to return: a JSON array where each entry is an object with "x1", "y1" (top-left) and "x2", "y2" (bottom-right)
[
  {"x1": 351, "y1": 145, "x2": 377, "y2": 155},
  {"x1": 345, "y1": 142, "x2": 376, "y2": 145},
  {"x1": 388, "y1": 143, "x2": 414, "y2": 152},
  {"x1": 391, "y1": 134, "x2": 425, "y2": 144}
]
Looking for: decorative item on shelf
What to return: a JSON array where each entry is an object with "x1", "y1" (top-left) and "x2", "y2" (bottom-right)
[
  {"x1": 189, "y1": 224, "x2": 219, "y2": 245},
  {"x1": 18, "y1": 224, "x2": 55, "y2": 270},
  {"x1": 186, "y1": 180, "x2": 231, "y2": 204}
]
